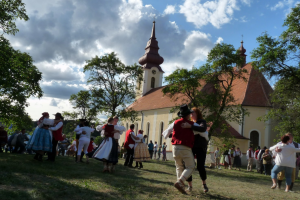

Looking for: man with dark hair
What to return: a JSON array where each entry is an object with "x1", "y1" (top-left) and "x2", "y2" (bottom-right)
[
  {"x1": 124, "y1": 124, "x2": 135, "y2": 167},
  {"x1": 148, "y1": 140, "x2": 154, "y2": 159},
  {"x1": 14, "y1": 129, "x2": 29, "y2": 154},
  {"x1": 162, "y1": 104, "x2": 195, "y2": 194},
  {"x1": 47, "y1": 113, "x2": 64, "y2": 161}
]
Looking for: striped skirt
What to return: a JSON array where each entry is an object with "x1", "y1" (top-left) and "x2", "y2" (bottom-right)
[{"x1": 134, "y1": 143, "x2": 151, "y2": 162}]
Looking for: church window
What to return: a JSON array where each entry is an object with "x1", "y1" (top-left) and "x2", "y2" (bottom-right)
[
  {"x1": 151, "y1": 77, "x2": 155, "y2": 88},
  {"x1": 159, "y1": 122, "x2": 164, "y2": 145},
  {"x1": 146, "y1": 122, "x2": 150, "y2": 144},
  {"x1": 250, "y1": 131, "x2": 259, "y2": 149}
]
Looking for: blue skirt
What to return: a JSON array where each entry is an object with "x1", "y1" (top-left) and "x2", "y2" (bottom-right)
[{"x1": 26, "y1": 127, "x2": 52, "y2": 152}]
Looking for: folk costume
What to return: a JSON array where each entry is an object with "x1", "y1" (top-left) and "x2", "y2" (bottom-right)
[
  {"x1": 163, "y1": 104, "x2": 195, "y2": 194},
  {"x1": 47, "y1": 113, "x2": 64, "y2": 162},
  {"x1": 26, "y1": 112, "x2": 54, "y2": 161},
  {"x1": 133, "y1": 130, "x2": 150, "y2": 168},
  {"x1": 75, "y1": 119, "x2": 86, "y2": 162},
  {"x1": 233, "y1": 149, "x2": 243, "y2": 169},
  {"x1": 124, "y1": 128, "x2": 136, "y2": 167},
  {"x1": 74, "y1": 124, "x2": 94, "y2": 163},
  {"x1": 220, "y1": 149, "x2": 230, "y2": 169},
  {"x1": 246, "y1": 148, "x2": 255, "y2": 171},
  {"x1": 93, "y1": 124, "x2": 118, "y2": 172}
]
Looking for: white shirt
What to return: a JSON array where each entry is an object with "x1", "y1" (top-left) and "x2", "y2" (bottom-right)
[
  {"x1": 133, "y1": 134, "x2": 143, "y2": 149},
  {"x1": 154, "y1": 144, "x2": 158, "y2": 151},
  {"x1": 49, "y1": 121, "x2": 63, "y2": 131},
  {"x1": 214, "y1": 150, "x2": 220, "y2": 158},
  {"x1": 270, "y1": 143, "x2": 300, "y2": 168},
  {"x1": 38, "y1": 118, "x2": 55, "y2": 128},
  {"x1": 80, "y1": 126, "x2": 95, "y2": 139},
  {"x1": 233, "y1": 151, "x2": 242, "y2": 157},
  {"x1": 113, "y1": 125, "x2": 126, "y2": 139},
  {"x1": 246, "y1": 150, "x2": 254, "y2": 160}
]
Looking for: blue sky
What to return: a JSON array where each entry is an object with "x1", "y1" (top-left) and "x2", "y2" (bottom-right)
[{"x1": 6, "y1": 0, "x2": 298, "y2": 120}]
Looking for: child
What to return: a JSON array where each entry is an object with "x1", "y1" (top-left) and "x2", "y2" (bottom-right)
[
  {"x1": 162, "y1": 142, "x2": 167, "y2": 161},
  {"x1": 157, "y1": 145, "x2": 162, "y2": 160}
]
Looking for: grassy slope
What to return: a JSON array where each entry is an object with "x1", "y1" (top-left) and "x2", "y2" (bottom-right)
[{"x1": 0, "y1": 153, "x2": 299, "y2": 200}]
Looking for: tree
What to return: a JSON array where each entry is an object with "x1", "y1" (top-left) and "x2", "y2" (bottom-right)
[
  {"x1": 0, "y1": 0, "x2": 29, "y2": 35},
  {"x1": 251, "y1": 4, "x2": 300, "y2": 140},
  {"x1": 84, "y1": 52, "x2": 143, "y2": 119},
  {"x1": 163, "y1": 43, "x2": 247, "y2": 144}
]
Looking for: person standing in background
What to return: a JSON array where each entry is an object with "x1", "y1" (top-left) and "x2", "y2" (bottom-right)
[
  {"x1": 255, "y1": 146, "x2": 261, "y2": 173},
  {"x1": 148, "y1": 140, "x2": 154, "y2": 159},
  {"x1": 0, "y1": 126, "x2": 8, "y2": 153},
  {"x1": 262, "y1": 149, "x2": 272, "y2": 175},
  {"x1": 162, "y1": 142, "x2": 168, "y2": 161},
  {"x1": 214, "y1": 147, "x2": 221, "y2": 169},
  {"x1": 153, "y1": 141, "x2": 158, "y2": 159},
  {"x1": 157, "y1": 145, "x2": 162, "y2": 160},
  {"x1": 246, "y1": 146, "x2": 254, "y2": 172}
]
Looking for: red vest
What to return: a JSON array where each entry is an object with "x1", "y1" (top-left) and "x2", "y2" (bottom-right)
[
  {"x1": 124, "y1": 129, "x2": 135, "y2": 149},
  {"x1": 172, "y1": 118, "x2": 194, "y2": 148},
  {"x1": 87, "y1": 141, "x2": 94, "y2": 152},
  {"x1": 52, "y1": 123, "x2": 64, "y2": 141},
  {"x1": 103, "y1": 124, "x2": 114, "y2": 138}
]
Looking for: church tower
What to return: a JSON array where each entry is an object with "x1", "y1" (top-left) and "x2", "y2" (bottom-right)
[
  {"x1": 136, "y1": 21, "x2": 164, "y2": 99},
  {"x1": 238, "y1": 40, "x2": 247, "y2": 67}
]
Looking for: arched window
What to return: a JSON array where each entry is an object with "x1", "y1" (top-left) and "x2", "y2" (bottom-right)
[
  {"x1": 146, "y1": 122, "x2": 150, "y2": 143},
  {"x1": 126, "y1": 123, "x2": 128, "y2": 131},
  {"x1": 159, "y1": 122, "x2": 164, "y2": 145},
  {"x1": 135, "y1": 123, "x2": 138, "y2": 135},
  {"x1": 250, "y1": 131, "x2": 259, "y2": 149},
  {"x1": 151, "y1": 77, "x2": 155, "y2": 88}
]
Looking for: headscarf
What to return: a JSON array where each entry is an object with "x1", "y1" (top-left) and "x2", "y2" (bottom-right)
[{"x1": 38, "y1": 112, "x2": 49, "y2": 125}]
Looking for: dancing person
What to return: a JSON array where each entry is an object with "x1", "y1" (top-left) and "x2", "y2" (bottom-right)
[
  {"x1": 47, "y1": 113, "x2": 64, "y2": 162},
  {"x1": 270, "y1": 135, "x2": 300, "y2": 192},
  {"x1": 148, "y1": 140, "x2": 154, "y2": 159},
  {"x1": 112, "y1": 116, "x2": 126, "y2": 144},
  {"x1": 274, "y1": 133, "x2": 300, "y2": 190},
  {"x1": 132, "y1": 130, "x2": 150, "y2": 169},
  {"x1": 246, "y1": 146, "x2": 254, "y2": 172},
  {"x1": 214, "y1": 147, "x2": 221, "y2": 169},
  {"x1": 74, "y1": 119, "x2": 86, "y2": 162},
  {"x1": 75, "y1": 121, "x2": 94, "y2": 163},
  {"x1": 233, "y1": 147, "x2": 242, "y2": 171},
  {"x1": 124, "y1": 124, "x2": 136, "y2": 167},
  {"x1": 26, "y1": 112, "x2": 59, "y2": 161},
  {"x1": 162, "y1": 104, "x2": 195, "y2": 195},
  {"x1": 153, "y1": 141, "x2": 158, "y2": 159},
  {"x1": 181, "y1": 107, "x2": 209, "y2": 193},
  {"x1": 87, "y1": 138, "x2": 97, "y2": 153},
  {"x1": 13, "y1": 129, "x2": 29, "y2": 154},
  {"x1": 59, "y1": 134, "x2": 70, "y2": 156},
  {"x1": 0, "y1": 126, "x2": 8, "y2": 153},
  {"x1": 162, "y1": 142, "x2": 168, "y2": 161},
  {"x1": 93, "y1": 118, "x2": 119, "y2": 172},
  {"x1": 262, "y1": 149, "x2": 272, "y2": 175}
]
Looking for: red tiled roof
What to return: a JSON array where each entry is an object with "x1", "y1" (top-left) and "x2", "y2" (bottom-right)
[
  {"x1": 209, "y1": 120, "x2": 249, "y2": 140},
  {"x1": 128, "y1": 63, "x2": 273, "y2": 111}
]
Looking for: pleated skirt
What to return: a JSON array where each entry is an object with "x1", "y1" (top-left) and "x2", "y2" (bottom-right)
[
  {"x1": 26, "y1": 127, "x2": 52, "y2": 152},
  {"x1": 134, "y1": 143, "x2": 151, "y2": 162}
]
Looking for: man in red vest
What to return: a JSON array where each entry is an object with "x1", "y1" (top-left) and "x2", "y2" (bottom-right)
[
  {"x1": 124, "y1": 124, "x2": 135, "y2": 168},
  {"x1": 163, "y1": 104, "x2": 195, "y2": 194},
  {"x1": 48, "y1": 113, "x2": 64, "y2": 162}
]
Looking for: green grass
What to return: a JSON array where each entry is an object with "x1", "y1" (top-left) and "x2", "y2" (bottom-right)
[{"x1": 0, "y1": 153, "x2": 299, "y2": 200}]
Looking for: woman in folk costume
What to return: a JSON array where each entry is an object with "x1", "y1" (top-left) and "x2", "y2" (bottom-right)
[
  {"x1": 93, "y1": 117, "x2": 118, "y2": 172},
  {"x1": 132, "y1": 130, "x2": 150, "y2": 169},
  {"x1": 220, "y1": 145, "x2": 230, "y2": 169},
  {"x1": 26, "y1": 112, "x2": 59, "y2": 161},
  {"x1": 233, "y1": 147, "x2": 243, "y2": 170}
]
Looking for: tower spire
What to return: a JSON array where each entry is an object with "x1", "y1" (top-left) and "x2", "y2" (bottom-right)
[
  {"x1": 151, "y1": 21, "x2": 156, "y2": 39},
  {"x1": 238, "y1": 40, "x2": 247, "y2": 66}
]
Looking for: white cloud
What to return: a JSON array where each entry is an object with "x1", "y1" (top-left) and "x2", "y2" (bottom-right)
[
  {"x1": 270, "y1": 0, "x2": 294, "y2": 11},
  {"x1": 241, "y1": 0, "x2": 251, "y2": 6},
  {"x1": 215, "y1": 37, "x2": 224, "y2": 44},
  {"x1": 240, "y1": 16, "x2": 247, "y2": 22},
  {"x1": 164, "y1": 5, "x2": 176, "y2": 15},
  {"x1": 179, "y1": 0, "x2": 239, "y2": 29}
]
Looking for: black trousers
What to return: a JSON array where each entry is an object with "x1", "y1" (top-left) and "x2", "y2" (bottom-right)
[
  {"x1": 187, "y1": 148, "x2": 207, "y2": 182},
  {"x1": 48, "y1": 139, "x2": 58, "y2": 161},
  {"x1": 149, "y1": 150, "x2": 154, "y2": 159},
  {"x1": 124, "y1": 148, "x2": 134, "y2": 166}
]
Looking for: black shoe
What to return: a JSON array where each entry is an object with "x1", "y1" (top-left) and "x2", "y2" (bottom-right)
[
  {"x1": 128, "y1": 165, "x2": 134, "y2": 168},
  {"x1": 203, "y1": 184, "x2": 209, "y2": 193},
  {"x1": 34, "y1": 154, "x2": 39, "y2": 161},
  {"x1": 290, "y1": 183, "x2": 294, "y2": 191},
  {"x1": 139, "y1": 163, "x2": 143, "y2": 169}
]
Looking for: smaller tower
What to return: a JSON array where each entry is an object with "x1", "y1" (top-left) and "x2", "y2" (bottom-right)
[
  {"x1": 136, "y1": 21, "x2": 164, "y2": 99},
  {"x1": 238, "y1": 40, "x2": 247, "y2": 67}
]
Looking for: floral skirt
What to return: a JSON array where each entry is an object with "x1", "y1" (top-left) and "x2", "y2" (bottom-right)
[
  {"x1": 134, "y1": 143, "x2": 151, "y2": 162},
  {"x1": 26, "y1": 127, "x2": 52, "y2": 152}
]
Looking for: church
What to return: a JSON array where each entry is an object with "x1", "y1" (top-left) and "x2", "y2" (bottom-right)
[{"x1": 120, "y1": 21, "x2": 279, "y2": 162}]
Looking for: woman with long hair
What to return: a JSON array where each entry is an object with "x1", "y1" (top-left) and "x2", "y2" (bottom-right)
[{"x1": 182, "y1": 107, "x2": 209, "y2": 193}]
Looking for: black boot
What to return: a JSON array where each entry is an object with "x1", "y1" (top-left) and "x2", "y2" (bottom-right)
[
  {"x1": 75, "y1": 153, "x2": 78, "y2": 162},
  {"x1": 290, "y1": 182, "x2": 294, "y2": 191},
  {"x1": 277, "y1": 180, "x2": 282, "y2": 189},
  {"x1": 80, "y1": 152, "x2": 84, "y2": 162},
  {"x1": 34, "y1": 154, "x2": 39, "y2": 161},
  {"x1": 134, "y1": 162, "x2": 139, "y2": 168},
  {"x1": 139, "y1": 162, "x2": 143, "y2": 169}
]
